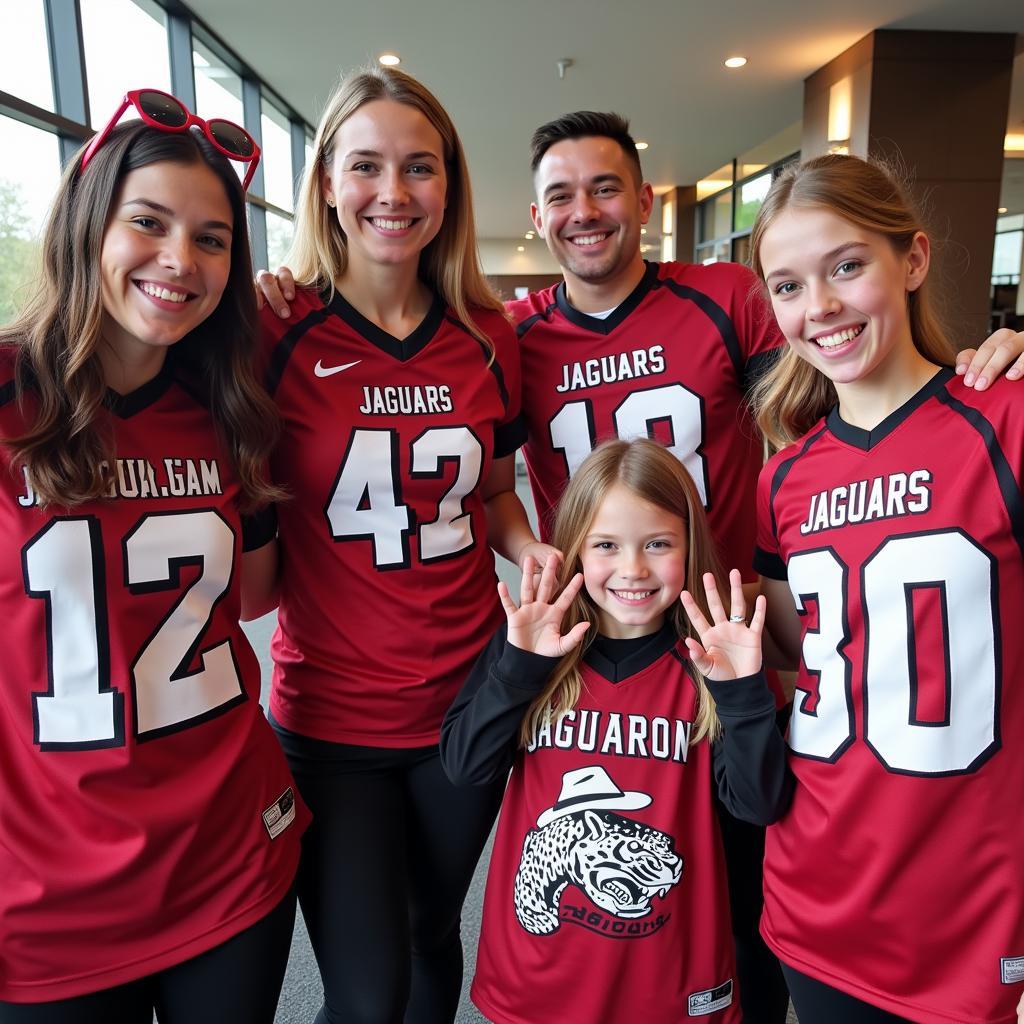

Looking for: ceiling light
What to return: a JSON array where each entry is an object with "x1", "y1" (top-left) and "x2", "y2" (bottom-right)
[
  {"x1": 998, "y1": 207, "x2": 1008, "y2": 214},
  {"x1": 524, "y1": 232, "x2": 534, "y2": 239},
  {"x1": 378, "y1": 53, "x2": 401, "y2": 66},
  {"x1": 635, "y1": 141, "x2": 649, "y2": 150},
  {"x1": 516, "y1": 245, "x2": 525, "y2": 252},
  {"x1": 724, "y1": 56, "x2": 747, "y2": 69},
  {"x1": 640, "y1": 228, "x2": 647, "y2": 235},
  {"x1": 1005, "y1": 133, "x2": 1024, "y2": 152}
]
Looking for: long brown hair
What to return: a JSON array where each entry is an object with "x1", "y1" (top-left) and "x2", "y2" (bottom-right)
[
  {"x1": 749, "y1": 154, "x2": 955, "y2": 451},
  {"x1": 521, "y1": 438, "x2": 724, "y2": 746},
  {"x1": 288, "y1": 65, "x2": 505, "y2": 351},
  {"x1": 0, "y1": 122, "x2": 283, "y2": 511}
]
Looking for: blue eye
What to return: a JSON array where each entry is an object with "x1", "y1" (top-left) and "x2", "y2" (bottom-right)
[
  {"x1": 836, "y1": 260, "x2": 861, "y2": 275},
  {"x1": 773, "y1": 281, "x2": 798, "y2": 296}
]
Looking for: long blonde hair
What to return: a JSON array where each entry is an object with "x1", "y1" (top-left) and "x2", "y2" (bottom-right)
[
  {"x1": 521, "y1": 438, "x2": 724, "y2": 746},
  {"x1": 749, "y1": 154, "x2": 955, "y2": 451},
  {"x1": 1, "y1": 123, "x2": 283, "y2": 511},
  {"x1": 288, "y1": 65, "x2": 505, "y2": 351}
]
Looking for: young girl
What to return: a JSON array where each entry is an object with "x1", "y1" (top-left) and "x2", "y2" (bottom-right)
[
  {"x1": 0, "y1": 95, "x2": 307, "y2": 1022},
  {"x1": 249, "y1": 66, "x2": 550, "y2": 1023},
  {"x1": 751, "y1": 154, "x2": 1024, "y2": 1024},
  {"x1": 442, "y1": 437, "x2": 790, "y2": 1024}
]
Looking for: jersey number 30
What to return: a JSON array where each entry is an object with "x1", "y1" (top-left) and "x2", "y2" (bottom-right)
[
  {"x1": 24, "y1": 510, "x2": 243, "y2": 750},
  {"x1": 788, "y1": 529, "x2": 998, "y2": 776}
]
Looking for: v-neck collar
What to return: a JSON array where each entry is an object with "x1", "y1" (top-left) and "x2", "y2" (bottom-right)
[
  {"x1": 104, "y1": 364, "x2": 175, "y2": 419},
  {"x1": 584, "y1": 620, "x2": 681, "y2": 683},
  {"x1": 554, "y1": 260, "x2": 660, "y2": 336},
  {"x1": 826, "y1": 367, "x2": 953, "y2": 451},
  {"x1": 322, "y1": 287, "x2": 447, "y2": 362}
]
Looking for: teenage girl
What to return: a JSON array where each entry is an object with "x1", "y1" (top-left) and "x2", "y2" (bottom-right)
[
  {"x1": 750, "y1": 153, "x2": 1024, "y2": 1024},
  {"x1": 442, "y1": 437, "x2": 791, "y2": 1024},
  {"x1": 0, "y1": 94, "x2": 307, "y2": 1022},
  {"x1": 248, "y1": 66, "x2": 550, "y2": 1024}
]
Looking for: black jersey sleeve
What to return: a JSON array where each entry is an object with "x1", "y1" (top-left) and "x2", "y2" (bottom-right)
[
  {"x1": 708, "y1": 671, "x2": 793, "y2": 824},
  {"x1": 240, "y1": 504, "x2": 278, "y2": 552},
  {"x1": 441, "y1": 622, "x2": 560, "y2": 786}
]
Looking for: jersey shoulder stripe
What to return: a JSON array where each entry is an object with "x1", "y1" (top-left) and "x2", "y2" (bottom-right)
[
  {"x1": 934, "y1": 387, "x2": 1024, "y2": 561},
  {"x1": 264, "y1": 305, "x2": 332, "y2": 396},
  {"x1": 515, "y1": 303, "x2": 557, "y2": 339},
  {"x1": 659, "y1": 277, "x2": 744, "y2": 380},
  {"x1": 444, "y1": 312, "x2": 511, "y2": 411},
  {"x1": 0, "y1": 378, "x2": 14, "y2": 409}
]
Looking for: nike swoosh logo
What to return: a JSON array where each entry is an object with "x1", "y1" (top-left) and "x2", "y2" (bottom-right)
[{"x1": 314, "y1": 359, "x2": 361, "y2": 377}]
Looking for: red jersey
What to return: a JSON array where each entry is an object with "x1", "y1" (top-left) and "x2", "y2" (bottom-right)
[
  {"x1": 262, "y1": 288, "x2": 523, "y2": 746},
  {"x1": 509, "y1": 260, "x2": 781, "y2": 577},
  {"x1": 755, "y1": 369, "x2": 1024, "y2": 1023},
  {"x1": 0, "y1": 353, "x2": 306, "y2": 1002},
  {"x1": 472, "y1": 633, "x2": 740, "y2": 1024}
]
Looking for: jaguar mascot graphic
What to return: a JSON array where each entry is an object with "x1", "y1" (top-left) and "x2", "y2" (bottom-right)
[{"x1": 513, "y1": 765, "x2": 683, "y2": 935}]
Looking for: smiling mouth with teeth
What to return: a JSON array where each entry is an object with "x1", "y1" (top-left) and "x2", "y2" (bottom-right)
[
  {"x1": 610, "y1": 589, "x2": 655, "y2": 602},
  {"x1": 813, "y1": 324, "x2": 865, "y2": 349},
  {"x1": 568, "y1": 231, "x2": 613, "y2": 247},
  {"x1": 369, "y1": 217, "x2": 416, "y2": 231},
  {"x1": 135, "y1": 281, "x2": 191, "y2": 304}
]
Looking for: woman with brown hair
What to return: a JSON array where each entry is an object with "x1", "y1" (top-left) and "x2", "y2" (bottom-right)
[
  {"x1": 0, "y1": 93, "x2": 307, "y2": 1023},
  {"x1": 442, "y1": 438, "x2": 790, "y2": 1024},
  {"x1": 249, "y1": 65, "x2": 550, "y2": 1023}
]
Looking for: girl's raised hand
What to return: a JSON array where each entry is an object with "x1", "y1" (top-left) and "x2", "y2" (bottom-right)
[
  {"x1": 498, "y1": 554, "x2": 590, "y2": 659},
  {"x1": 680, "y1": 569, "x2": 766, "y2": 681}
]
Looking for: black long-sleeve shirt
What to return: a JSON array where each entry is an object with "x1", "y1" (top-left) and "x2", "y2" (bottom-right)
[{"x1": 441, "y1": 621, "x2": 793, "y2": 825}]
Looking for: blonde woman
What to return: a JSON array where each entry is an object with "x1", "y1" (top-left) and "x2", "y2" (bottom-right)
[
  {"x1": 442, "y1": 438, "x2": 789, "y2": 1024},
  {"x1": 751, "y1": 154, "x2": 1024, "y2": 1023},
  {"x1": 249, "y1": 66, "x2": 551, "y2": 1023}
]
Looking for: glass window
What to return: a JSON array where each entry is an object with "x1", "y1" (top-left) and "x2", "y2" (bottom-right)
[
  {"x1": 0, "y1": 116, "x2": 61, "y2": 325},
  {"x1": 992, "y1": 230, "x2": 1022, "y2": 284},
  {"x1": 193, "y1": 39, "x2": 244, "y2": 134},
  {"x1": 266, "y1": 211, "x2": 294, "y2": 271},
  {"x1": 699, "y1": 190, "x2": 732, "y2": 243},
  {"x1": 0, "y1": 0, "x2": 53, "y2": 111},
  {"x1": 734, "y1": 172, "x2": 771, "y2": 233},
  {"x1": 81, "y1": 0, "x2": 171, "y2": 127},
  {"x1": 261, "y1": 99, "x2": 293, "y2": 211}
]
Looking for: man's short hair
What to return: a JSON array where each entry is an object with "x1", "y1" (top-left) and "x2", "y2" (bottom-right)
[{"x1": 530, "y1": 111, "x2": 643, "y2": 183}]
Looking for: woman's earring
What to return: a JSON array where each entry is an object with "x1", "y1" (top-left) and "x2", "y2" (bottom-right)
[{"x1": 325, "y1": 196, "x2": 336, "y2": 208}]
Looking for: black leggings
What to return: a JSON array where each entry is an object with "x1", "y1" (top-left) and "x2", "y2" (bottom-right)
[
  {"x1": 713, "y1": 705, "x2": 791, "y2": 1024},
  {"x1": 0, "y1": 888, "x2": 297, "y2": 1024},
  {"x1": 273, "y1": 722, "x2": 505, "y2": 1024},
  {"x1": 782, "y1": 964, "x2": 912, "y2": 1023}
]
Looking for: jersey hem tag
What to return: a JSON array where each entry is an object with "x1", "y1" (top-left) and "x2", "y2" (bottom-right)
[
  {"x1": 1001, "y1": 956, "x2": 1024, "y2": 984},
  {"x1": 262, "y1": 787, "x2": 296, "y2": 840},
  {"x1": 688, "y1": 978, "x2": 733, "y2": 1015}
]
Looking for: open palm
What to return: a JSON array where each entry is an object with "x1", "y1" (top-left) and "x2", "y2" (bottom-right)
[
  {"x1": 680, "y1": 569, "x2": 766, "y2": 681},
  {"x1": 499, "y1": 555, "x2": 590, "y2": 658}
]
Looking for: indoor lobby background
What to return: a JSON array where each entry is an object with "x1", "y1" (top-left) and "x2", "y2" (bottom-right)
[{"x1": 2, "y1": 2, "x2": 1023, "y2": 1020}]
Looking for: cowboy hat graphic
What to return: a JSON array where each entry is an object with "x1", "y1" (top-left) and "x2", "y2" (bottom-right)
[{"x1": 536, "y1": 766, "x2": 653, "y2": 828}]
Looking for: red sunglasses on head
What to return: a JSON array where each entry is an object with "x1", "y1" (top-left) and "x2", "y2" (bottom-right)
[{"x1": 79, "y1": 88, "x2": 261, "y2": 191}]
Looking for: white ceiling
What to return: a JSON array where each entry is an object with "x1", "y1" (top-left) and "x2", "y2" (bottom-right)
[{"x1": 190, "y1": 0, "x2": 1024, "y2": 236}]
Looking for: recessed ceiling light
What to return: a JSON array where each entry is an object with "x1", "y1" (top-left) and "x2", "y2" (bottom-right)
[
  {"x1": 635, "y1": 141, "x2": 649, "y2": 150},
  {"x1": 516, "y1": 245, "x2": 525, "y2": 252},
  {"x1": 641, "y1": 227, "x2": 647, "y2": 235},
  {"x1": 998, "y1": 206, "x2": 1008, "y2": 214},
  {"x1": 724, "y1": 56, "x2": 747, "y2": 69},
  {"x1": 524, "y1": 231, "x2": 534, "y2": 239},
  {"x1": 378, "y1": 53, "x2": 401, "y2": 66}
]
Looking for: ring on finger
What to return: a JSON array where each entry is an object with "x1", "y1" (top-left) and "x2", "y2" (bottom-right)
[{"x1": 729, "y1": 614, "x2": 745, "y2": 623}]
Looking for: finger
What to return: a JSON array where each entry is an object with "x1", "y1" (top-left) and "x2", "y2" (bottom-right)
[
  {"x1": 1006, "y1": 351, "x2": 1024, "y2": 382},
  {"x1": 679, "y1": 589, "x2": 711, "y2": 636},
  {"x1": 277, "y1": 266, "x2": 297, "y2": 301},
  {"x1": 559, "y1": 620, "x2": 591, "y2": 655},
  {"x1": 519, "y1": 556, "x2": 536, "y2": 606},
  {"x1": 727, "y1": 568, "x2": 746, "y2": 624},
  {"x1": 748, "y1": 594, "x2": 767, "y2": 636},
  {"x1": 551, "y1": 572, "x2": 585, "y2": 615},
  {"x1": 256, "y1": 269, "x2": 290, "y2": 318},
  {"x1": 683, "y1": 637, "x2": 713, "y2": 676},
  {"x1": 497, "y1": 580, "x2": 518, "y2": 619},
  {"x1": 535, "y1": 551, "x2": 561, "y2": 606},
  {"x1": 953, "y1": 347, "x2": 976, "y2": 376},
  {"x1": 703, "y1": 571, "x2": 728, "y2": 623},
  {"x1": 960, "y1": 330, "x2": 1016, "y2": 389}
]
